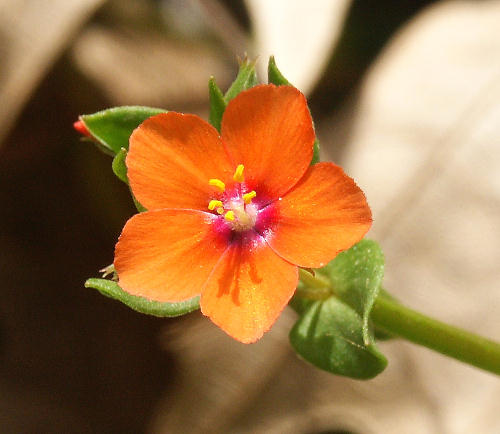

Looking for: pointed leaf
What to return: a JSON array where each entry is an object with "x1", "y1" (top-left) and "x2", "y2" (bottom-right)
[
  {"x1": 322, "y1": 240, "x2": 385, "y2": 345},
  {"x1": 224, "y1": 58, "x2": 258, "y2": 103},
  {"x1": 268, "y1": 55, "x2": 292, "y2": 86},
  {"x1": 85, "y1": 278, "x2": 199, "y2": 317},
  {"x1": 112, "y1": 147, "x2": 128, "y2": 183},
  {"x1": 290, "y1": 297, "x2": 387, "y2": 379},
  {"x1": 110, "y1": 147, "x2": 146, "y2": 212},
  {"x1": 208, "y1": 76, "x2": 226, "y2": 131},
  {"x1": 132, "y1": 196, "x2": 147, "y2": 213},
  {"x1": 267, "y1": 56, "x2": 320, "y2": 165},
  {"x1": 80, "y1": 106, "x2": 166, "y2": 154}
]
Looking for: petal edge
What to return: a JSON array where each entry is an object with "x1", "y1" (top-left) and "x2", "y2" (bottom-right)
[
  {"x1": 115, "y1": 209, "x2": 228, "y2": 302},
  {"x1": 221, "y1": 85, "x2": 315, "y2": 201},
  {"x1": 265, "y1": 162, "x2": 372, "y2": 268},
  {"x1": 200, "y1": 235, "x2": 298, "y2": 343}
]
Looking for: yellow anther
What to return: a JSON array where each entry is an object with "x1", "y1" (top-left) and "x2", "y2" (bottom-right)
[
  {"x1": 233, "y1": 164, "x2": 245, "y2": 182},
  {"x1": 209, "y1": 179, "x2": 225, "y2": 192},
  {"x1": 208, "y1": 200, "x2": 223, "y2": 211},
  {"x1": 243, "y1": 190, "x2": 256, "y2": 204},
  {"x1": 224, "y1": 210, "x2": 235, "y2": 222},
  {"x1": 216, "y1": 207, "x2": 224, "y2": 215}
]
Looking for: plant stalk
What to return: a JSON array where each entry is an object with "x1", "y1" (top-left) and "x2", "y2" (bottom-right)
[
  {"x1": 371, "y1": 295, "x2": 500, "y2": 375},
  {"x1": 298, "y1": 272, "x2": 500, "y2": 376}
]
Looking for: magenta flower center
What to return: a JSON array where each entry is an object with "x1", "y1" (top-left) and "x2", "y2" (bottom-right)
[{"x1": 206, "y1": 164, "x2": 275, "y2": 235}]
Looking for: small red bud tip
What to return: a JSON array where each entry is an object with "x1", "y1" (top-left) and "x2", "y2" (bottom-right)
[{"x1": 73, "y1": 119, "x2": 91, "y2": 137}]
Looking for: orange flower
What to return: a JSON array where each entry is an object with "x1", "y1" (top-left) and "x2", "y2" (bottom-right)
[{"x1": 114, "y1": 84, "x2": 372, "y2": 343}]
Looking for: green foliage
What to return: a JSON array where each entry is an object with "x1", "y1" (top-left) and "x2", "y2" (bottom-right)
[
  {"x1": 310, "y1": 141, "x2": 321, "y2": 165},
  {"x1": 208, "y1": 77, "x2": 226, "y2": 131},
  {"x1": 291, "y1": 240, "x2": 388, "y2": 378},
  {"x1": 111, "y1": 148, "x2": 128, "y2": 183},
  {"x1": 267, "y1": 55, "x2": 291, "y2": 86},
  {"x1": 322, "y1": 239, "x2": 385, "y2": 345},
  {"x1": 290, "y1": 297, "x2": 387, "y2": 379},
  {"x1": 267, "y1": 56, "x2": 320, "y2": 165},
  {"x1": 85, "y1": 278, "x2": 200, "y2": 317},
  {"x1": 207, "y1": 58, "x2": 259, "y2": 131},
  {"x1": 223, "y1": 57, "x2": 258, "y2": 103},
  {"x1": 110, "y1": 147, "x2": 146, "y2": 212},
  {"x1": 81, "y1": 106, "x2": 166, "y2": 154}
]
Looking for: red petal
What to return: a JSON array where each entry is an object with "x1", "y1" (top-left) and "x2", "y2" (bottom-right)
[
  {"x1": 200, "y1": 235, "x2": 298, "y2": 343},
  {"x1": 114, "y1": 209, "x2": 228, "y2": 302},
  {"x1": 266, "y1": 162, "x2": 372, "y2": 268},
  {"x1": 127, "y1": 113, "x2": 233, "y2": 210},
  {"x1": 73, "y1": 119, "x2": 90, "y2": 137},
  {"x1": 221, "y1": 85, "x2": 315, "y2": 201}
]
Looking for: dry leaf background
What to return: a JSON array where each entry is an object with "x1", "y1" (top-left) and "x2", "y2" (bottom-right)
[{"x1": 0, "y1": 1, "x2": 499, "y2": 433}]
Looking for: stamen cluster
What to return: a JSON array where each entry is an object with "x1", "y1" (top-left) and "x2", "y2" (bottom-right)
[{"x1": 208, "y1": 164, "x2": 257, "y2": 232}]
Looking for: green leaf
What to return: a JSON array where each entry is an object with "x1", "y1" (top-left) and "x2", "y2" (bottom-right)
[
  {"x1": 290, "y1": 297, "x2": 387, "y2": 379},
  {"x1": 323, "y1": 240, "x2": 385, "y2": 345},
  {"x1": 85, "y1": 278, "x2": 199, "y2": 317},
  {"x1": 81, "y1": 106, "x2": 166, "y2": 154},
  {"x1": 310, "y1": 139, "x2": 321, "y2": 165},
  {"x1": 224, "y1": 57, "x2": 258, "y2": 103},
  {"x1": 110, "y1": 147, "x2": 146, "y2": 212},
  {"x1": 267, "y1": 55, "x2": 291, "y2": 86},
  {"x1": 208, "y1": 76, "x2": 226, "y2": 131},
  {"x1": 267, "y1": 56, "x2": 320, "y2": 165},
  {"x1": 309, "y1": 139, "x2": 321, "y2": 165},
  {"x1": 132, "y1": 196, "x2": 147, "y2": 213},
  {"x1": 112, "y1": 147, "x2": 128, "y2": 183}
]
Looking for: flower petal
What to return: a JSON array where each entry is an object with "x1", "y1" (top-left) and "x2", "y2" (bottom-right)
[
  {"x1": 200, "y1": 235, "x2": 298, "y2": 343},
  {"x1": 265, "y1": 162, "x2": 372, "y2": 268},
  {"x1": 221, "y1": 84, "x2": 315, "y2": 201},
  {"x1": 115, "y1": 209, "x2": 228, "y2": 302},
  {"x1": 127, "y1": 113, "x2": 233, "y2": 210}
]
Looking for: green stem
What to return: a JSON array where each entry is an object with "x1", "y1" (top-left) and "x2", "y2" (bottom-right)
[
  {"x1": 298, "y1": 273, "x2": 500, "y2": 375},
  {"x1": 371, "y1": 295, "x2": 500, "y2": 375}
]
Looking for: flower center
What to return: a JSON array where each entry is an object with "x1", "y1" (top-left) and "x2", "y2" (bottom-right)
[{"x1": 207, "y1": 164, "x2": 258, "y2": 232}]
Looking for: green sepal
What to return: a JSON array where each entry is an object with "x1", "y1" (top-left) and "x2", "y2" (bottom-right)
[
  {"x1": 290, "y1": 297, "x2": 388, "y2": 379},
  {"x1": 132, "y1": 197, "x2": 147, "y2": 213},
  {"x1": 322, "y1": 240, "x2": 385, "y2": 345},
  {"x1": 224, "y1": 57, "x2": 258, "y2": 103},
  {"x1": 80, "y1": 106, "x2": 166, "y2": 155},
  {"x1": 110, "y1": 147, "x2": 146, "y2": 212},
  {"x1": 267, "y1": 56, "x2": 320, "y2": 165},
  {"x1": 85, "y1": 278, "x2": 200, "y2": 317},
  {"x1": 208, "y1": 76, "x2": 226, "y2": 131},
  {"x1": 311, "y1": 139, "x2": 321, "y2": 165},
  {"x1": 267, "y1": 55, "x2": 291, "y2": 86},
  {"x1": 112, "y1": 147, "x2": 128, "y2": 183}
]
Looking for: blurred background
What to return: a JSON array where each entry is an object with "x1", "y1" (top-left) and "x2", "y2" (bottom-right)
[{"x1": 1, "y1": 0, "x2": 499, "y2": 433}]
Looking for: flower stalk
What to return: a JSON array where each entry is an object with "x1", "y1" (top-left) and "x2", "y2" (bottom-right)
[{"x1": 298, "y1": 273, "x2": 500, "y2": 376}]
